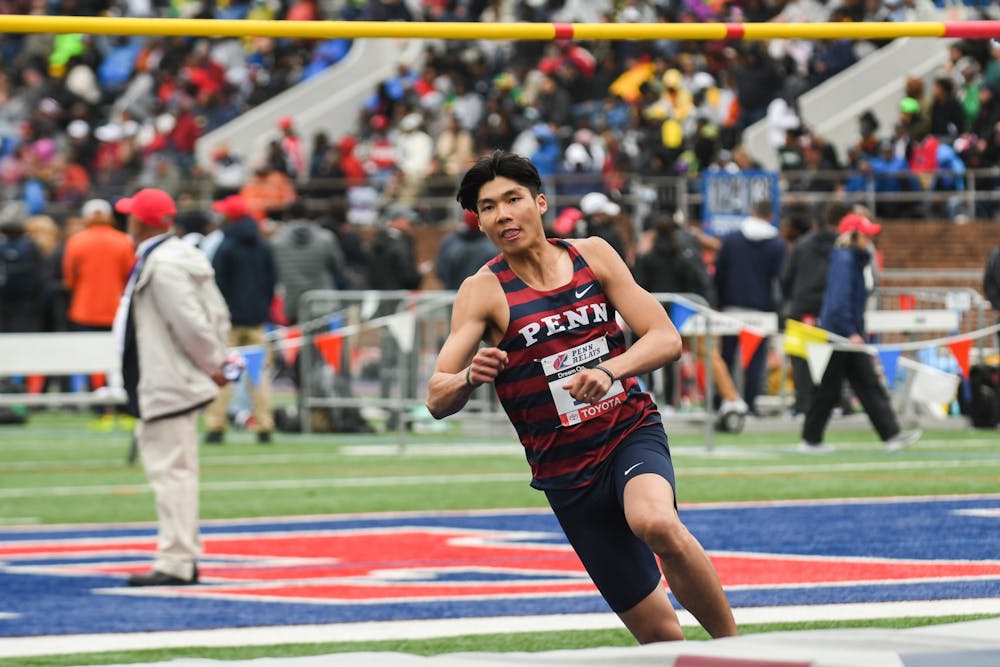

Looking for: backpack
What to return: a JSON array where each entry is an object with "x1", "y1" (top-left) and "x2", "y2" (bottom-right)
[
  {"x1": 984, "y1": 244, "x2": 1000, "y2": 312},
  {"x1": 0, "y1": 235, "x2": 42, "y2": 299}
]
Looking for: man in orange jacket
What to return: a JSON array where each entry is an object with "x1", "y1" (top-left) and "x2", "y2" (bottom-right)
[{"x1": 63, "y1": 199, "x2": 135, "y2": 332}]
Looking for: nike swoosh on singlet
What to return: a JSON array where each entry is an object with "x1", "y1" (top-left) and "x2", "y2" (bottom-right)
[
  {"x1": 574, "y1": 284, "x2": 594, "y2": 299},
  {"x1": 624, "y1": 462, "x2": 645, "y2": 476}
]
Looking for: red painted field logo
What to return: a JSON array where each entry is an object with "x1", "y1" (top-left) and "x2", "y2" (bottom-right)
[
  {"x1": 2, "y1": 499, "x2": 998, "y2": 636},
  {"x1": 4, "y1": 521, "x2": 999, "y2": 606}
]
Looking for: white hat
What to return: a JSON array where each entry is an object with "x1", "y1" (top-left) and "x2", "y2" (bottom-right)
[
  {"x1": 399, "y1": 113, "x2": 422, "y2": 132},
  {"x1": 692, "y1": 71, "x2": 716, "y2": 91},
  {"x1": 81, "y1": 199, "x2": 112, "y2": 219},
  {"x1": 155, "y1": 113, "x2": 176, "y2": 134},
  {"x1": 564, "y1": 143, "x2": 591, "y2": 169},
  {"x1": 67, "y1": 119, "x2": 90, "y2": 139},
  {"x1": 580, "y1": 192, "x2": 620, "y2": 217},
  {"x1": 94, "y1": 123, "x2": 124, "y2": 142}
]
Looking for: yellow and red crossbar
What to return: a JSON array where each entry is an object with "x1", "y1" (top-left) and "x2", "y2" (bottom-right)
[{"x1": 0, "y1": 16, "x2": 998, "y2": 40}]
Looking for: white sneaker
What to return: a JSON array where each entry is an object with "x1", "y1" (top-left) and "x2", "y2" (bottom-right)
[
  {"x1": 885, "y1": 429, "x2": 922, "y2": 453},
  {"x1": 797, "y1": 441, "x2": 836, "y2": 454},
  {"x1": 720, "y1": 399, "x2": 749, "y2": 415}
]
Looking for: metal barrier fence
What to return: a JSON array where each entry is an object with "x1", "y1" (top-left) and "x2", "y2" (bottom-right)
[
  {"x1": 0, "y1": 285, "x2": 991, "y2": 444},
  {"x1": 288, "y1": 285, "x2": 994, "y2": 449}
]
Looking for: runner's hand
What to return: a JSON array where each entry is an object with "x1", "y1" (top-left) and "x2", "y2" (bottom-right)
[
  {"x1": 467, "y1": 347, "x2": 507, "y2": 387},
  {"x1": 563, "y1": 368, "x2": 613, "y2": 404}
]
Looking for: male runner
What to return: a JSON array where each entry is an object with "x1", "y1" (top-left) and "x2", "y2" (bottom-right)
[{"x1": 426, "y1": 151, "x2": 737, "y2": 642}]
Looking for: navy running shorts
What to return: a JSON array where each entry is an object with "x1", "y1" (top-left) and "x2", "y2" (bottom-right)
[{"x1": 544, "y1": 425, "x2": 677, "y2": 613}]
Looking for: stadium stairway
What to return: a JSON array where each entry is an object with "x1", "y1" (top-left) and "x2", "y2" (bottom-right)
[
  {"x1": 194, "y1": 37, "x2": 424, "y2": 171},
  {"x1": 743, "y1": 33, "x2": 953, "y2": 172}
]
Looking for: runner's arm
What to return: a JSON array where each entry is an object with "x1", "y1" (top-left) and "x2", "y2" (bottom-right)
[
  {"x1": 426, "y1": 274, "x2": 507, "y2": 419},
  {"x1": 575, "y1": 237, "x2": 682, "y2": 382}
]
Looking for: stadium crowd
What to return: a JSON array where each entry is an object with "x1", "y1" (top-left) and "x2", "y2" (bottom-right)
[{"x1": 1, "y1": 1, "x2": 999, "y2": 335}]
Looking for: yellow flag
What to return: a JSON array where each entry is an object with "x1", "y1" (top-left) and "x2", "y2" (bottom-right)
[{"x1": 784, "y1": 319, "x2": 829, "y2": 359}]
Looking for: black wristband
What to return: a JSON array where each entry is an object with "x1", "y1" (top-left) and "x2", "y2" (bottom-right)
[
  {"x1": 594, "y1": 365, "x2": 615, "y2": 385},
  {"x1": 465, "y1": 366, "x2": 475, "y2": 387}
]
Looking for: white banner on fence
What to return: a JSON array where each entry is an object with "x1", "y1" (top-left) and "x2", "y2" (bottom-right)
[
  {"x1": 678, "y1": 310, "x2": 779, "y2": 337},
  {"x1": 806, "y1": 343, "x2": 835, "y2": 384},
  {"x1": 386, "y1": 312, "x2": 416, "y2": 354}
]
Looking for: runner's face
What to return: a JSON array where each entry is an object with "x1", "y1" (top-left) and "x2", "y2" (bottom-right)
[{"x1": 475, "y1": 176, "x2": 547, "y2": 249}]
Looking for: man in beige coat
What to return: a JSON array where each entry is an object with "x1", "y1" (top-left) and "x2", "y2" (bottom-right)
[{"x1": 112, "y1": 188, "x2": 231, "y2": 586}]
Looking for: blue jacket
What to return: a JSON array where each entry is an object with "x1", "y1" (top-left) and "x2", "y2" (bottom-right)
[
  {"x1": 212, "y1": 217, "x2": 277, "y2": 326},
  {"x1": 819, "y1": 246, "x2": 869, "y2": 338},
  {"x1": 713, "y1": 216, "x2": 787, "y2": 312}
]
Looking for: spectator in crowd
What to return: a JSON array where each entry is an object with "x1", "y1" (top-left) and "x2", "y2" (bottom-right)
[
  {"x1": 781, "y1": 201, "x2": 852, "y2": 415},
  {"x1": 0, "y1": 1, "x2": 998, "y2": 302},
  {"x1": 0, "y1": 201, "x2": 46, "y2": 333},
  {"x1": 634, "y1": 214, "x2": 747, "y2": 417},
  {"x1": 559, "y1": 128, "x2": 605, "y2": 203},
  {"x1": 271, "y1": 200, "x2": 346, "y2": 325},
  {"x1": 929, "y1": 76, "x2": 966, "y2": 139},
  {"x1": 203, "y1": 194, "x2": 277, "y2": 445},
  {"x1": 578, "y1": 191, "x2": 627, "y2": 262},
  {"x1": 175, "y1": 209, "x2": 212, "y2": 248},
  {"x1": 239, "y1": 164, "x2": 296, "y2": 222},
  {"x1": 47, "y1": 213, "x2": 87, "y2": 338},
  {"x1": 207, "y1": 144, "x2": 248, "y2": 199},
  {"x1": 277, "y1": 115, "x2": 305, "y2": 181},
  {"x1": 394, "y1": 112, "x2": 434, "y2": 206},
  {"x1": 735, "y1": 44, "x2": 783, "y2": 130},
  {"x1": 23, "y1": 214, "x2": 63, "y2": 332},
  {"x1": 713, "y1": 200, "x2": 787, "y2": 415},
  {"x1": 435, "y1": 209, "x2": 498, "y2": 291},
  {"x1": 113, "y1": 187, "x2": 231, "y2": 587},
  {"x1": 777, "y1": 127, "x2": 806, "y2": 173},
  {"x1": 847, "y1": 139, "x2": 919, "y2": 219},
  {"x1": 369, "y1": 202, "x2": 429, "y2": 426},
  {"x1": 798, "y1": 213, "x2": 922, "y2": 454},
  {"x1": 369, "y1": 203, "x2": 427, "y2": 296},
  {"x1": 63, "y1": 198, "x2": 135, "y2": 333},
  {"x1": 435, "y1": 113, "x2": 476, "y2": 178}
]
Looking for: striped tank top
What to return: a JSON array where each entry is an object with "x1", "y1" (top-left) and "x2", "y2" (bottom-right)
[{"x1": 488, "y1": 239, "x2": 662, "y2": 491}]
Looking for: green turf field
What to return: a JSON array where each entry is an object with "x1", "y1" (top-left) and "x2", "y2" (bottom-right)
[
  {"x1": 1, "y1": 412, "x2": 998, "y2": 666},
  {"x1": 3, "y1": 412, "x2": 998, "y2": 525}
]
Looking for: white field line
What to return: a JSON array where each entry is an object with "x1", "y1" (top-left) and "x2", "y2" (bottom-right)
[
  {"x1": 0, "y1": 599, "x2": 998, "y2": 659},
  {"x1": 4, "y1": 457, "x2": 1000, "y2": 499},
  {"x1": 7, "y1": 459, "x2": 1000, "y2": 500},
  {"x1": 0, "y1": 439, "x2": 997, "y2": 471},
  {"x1": 0, "y1": 473, "x2": 531, "y2": 498},
  {"x1": 4, "y1": 497, "x2": 997, "y2": 535},
  {"x1": 3, "y1": 438, "x2": 998, "y2": 471},
  {"x1": 0, "y1": 430, "x2": 995, "y2": 458}
]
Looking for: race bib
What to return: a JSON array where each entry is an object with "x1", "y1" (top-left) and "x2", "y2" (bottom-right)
[{"x1": 539, "y1": 337, "x2": 626, "y2": 427}]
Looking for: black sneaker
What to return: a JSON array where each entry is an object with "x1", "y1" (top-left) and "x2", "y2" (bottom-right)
[
  {"x1": 204, "y1": 431, "x2": 224, "y2": 445},
  {"x1": 256, "y1": 431, "x2": 272, "y2": 444},
  {"x1": 127, "y1": 567, "x2": 199, "y2": 586}
]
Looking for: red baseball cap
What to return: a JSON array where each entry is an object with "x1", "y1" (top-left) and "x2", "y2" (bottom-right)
[
  {"x1": 462, "y1": 210, "x2": 479, "y2": 231},
  {"x1": 115, "y1": 188, "x2": 176, "y2": 228},
  {"x1": 838, "y1": 213, "x2": 882, "y2": 236},
  {"x1": 277, "y1": 115, "x2": 294, "y2": 130},
  {"x1": 553, "y1": 207, "x2": 583, "y2": 236},
  {"x1": 212, "y1": 194, "x2": 252, "y2": 220}
]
